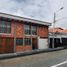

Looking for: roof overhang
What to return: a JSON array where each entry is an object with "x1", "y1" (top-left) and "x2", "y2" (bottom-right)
[{"x1": 0, "y1": 12, "x2": 51, "y2": 26}]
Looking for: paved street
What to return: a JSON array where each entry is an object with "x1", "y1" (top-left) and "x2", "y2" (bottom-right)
[{"x1": 0, "y1": 49, "x2": 67, "y2": 67}]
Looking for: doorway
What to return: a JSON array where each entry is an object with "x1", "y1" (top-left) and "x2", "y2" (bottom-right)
[{"x1": 32, "y1": 38, "x2": 38, "y2": 50}]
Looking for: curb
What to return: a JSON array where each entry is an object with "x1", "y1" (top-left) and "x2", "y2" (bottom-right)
[{"x1": 0, "y1": 47, "x2": 65, "y2": 60}]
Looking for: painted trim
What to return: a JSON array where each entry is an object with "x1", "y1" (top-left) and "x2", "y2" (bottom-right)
[{"x1": 0, "y1": 12, "x2": 51, "y2": 26}]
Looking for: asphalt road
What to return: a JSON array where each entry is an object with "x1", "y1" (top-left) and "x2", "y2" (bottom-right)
[{"x1": 0, "y1": 49, "x2": 67, "y2": 67}]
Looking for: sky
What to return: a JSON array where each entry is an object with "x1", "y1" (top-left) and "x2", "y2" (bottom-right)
[{"x1": 0, "y1": 0, "x2": 67, "y2": 29}]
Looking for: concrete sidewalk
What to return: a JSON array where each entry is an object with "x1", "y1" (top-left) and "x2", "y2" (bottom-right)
[{"x1": 0, "y1": 47, "x2": 65, "y2": 60}]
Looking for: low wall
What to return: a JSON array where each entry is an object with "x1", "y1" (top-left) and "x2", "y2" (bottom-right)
[{"x1": 16, "y1": 45, "x2": 32, "y2": 52}]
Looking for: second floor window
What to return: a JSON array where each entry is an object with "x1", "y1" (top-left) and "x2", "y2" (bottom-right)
[
  {"x1": 31, "y1": 25, "x2": 37, "y2": 35},
  {"x1": 0, "y1": 20, "x2": 11, "y2": 33},
  {"x1": 24, "y1": 24, "x2": 31, "y2": 35},
  {"x1": 24, "y1": 24, "x2": 37, "y2": 35}
]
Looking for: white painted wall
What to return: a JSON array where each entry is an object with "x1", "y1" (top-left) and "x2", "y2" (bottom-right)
[
  {"x1": 49, "y1": 33, "x2": 67, "y2": 38},
  {"x1": 38, "y1": 37, "x2": 48, "y2": 49}
]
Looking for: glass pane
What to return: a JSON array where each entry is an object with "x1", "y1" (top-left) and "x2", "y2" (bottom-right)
[
  {"x1": 31, "y1": 26, "x2": 37, "y2": 35},
  {"x1": 32, "y1": 30, "x2": 37, "y2": 35},
  {"x1": 24, "y1": 38, "x2": 31, "y2": 45},
  {"x1": 25, "y1": 30, "x2": 30, "y2": 35},
  {"x1": 24, "y1": 24, "x2": 31, "y2": 35},
  {"x1": 0, "y1": 20, "x2": 11, "y2": 33},
  {"x1": 16, "y1": 38, "x2": 23, "y2": 46}
]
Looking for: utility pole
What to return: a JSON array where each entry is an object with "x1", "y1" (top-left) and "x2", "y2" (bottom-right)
[
  {"x1": 52, "y1": 7, "x2": 64, "y2": 48},
  {"x1": 52, "y1": 12, "x2": 56, "y2": 48}
]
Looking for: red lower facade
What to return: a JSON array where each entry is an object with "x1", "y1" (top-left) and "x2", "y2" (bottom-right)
[{"x1": 0, "y1": 18, "x2": 48, "y2": 54}]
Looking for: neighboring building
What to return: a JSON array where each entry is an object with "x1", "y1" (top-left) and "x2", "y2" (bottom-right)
[
  {"x1": 0, "y1": 12, "x2": 51, "y2": 54},
  {"x1": 49, "y1": 27, "x2": 67, "y2": 48}
]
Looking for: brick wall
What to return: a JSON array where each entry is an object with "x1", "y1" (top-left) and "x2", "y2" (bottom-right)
[
  {"x1": 37, "y1": 25, "x2": 48, "y2": 38},
  {"x1": 16, "y1": 22, "x2": 24, "y2": 38},
  {"x1": 16, "y1": 46, "x2": 32, "y2": 52},
  {"x1": 0, "y1": 20, "x2": 49, "y2": 53},
  {"x1": 0, "y1": 21, "x2": 24, "y2": 38}
]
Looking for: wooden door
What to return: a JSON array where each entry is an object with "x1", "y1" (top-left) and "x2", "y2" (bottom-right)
[
  {"x1": 5, "y1": 38, "x2": 14, "y2": 53},
  {"x1": 32, "y1": 38, "x2": 38, "y2": 49},
  {"x1": 0, "y1": 38, "x2": 5, "y2": 54}
]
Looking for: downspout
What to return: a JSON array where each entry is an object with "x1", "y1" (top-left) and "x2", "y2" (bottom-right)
[
  {"x1": 14, "y1": 21, "x2": 16, "y2": 53},
  {"x1": 48, "y1": 26, "x2": 50, "y2": 48}
]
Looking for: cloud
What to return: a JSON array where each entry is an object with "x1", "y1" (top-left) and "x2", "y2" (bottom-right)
[
  {"x1": 0, "y1": 0, "x2": 67, "y2": 29},
  {"x1": 49, "y1": 0, "x2": 67, "y2": 29},
  {"x1": 15, "y1": 0, "x2": 52, "y2": 21},
  {"x1": 0, "y1": 0, "x2": 52, "y2": 21}
]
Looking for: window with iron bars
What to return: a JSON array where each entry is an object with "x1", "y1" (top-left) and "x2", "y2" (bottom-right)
[{"x1": 0, "y1": 20, "x2": 11, "y2": 33}]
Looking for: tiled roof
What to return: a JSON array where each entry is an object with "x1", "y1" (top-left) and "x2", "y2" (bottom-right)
[{"x1": 49, "y1": 27, "x2": 67, "y2": 34}]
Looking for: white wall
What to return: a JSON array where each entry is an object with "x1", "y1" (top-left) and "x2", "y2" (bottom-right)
[
  {"x1": 38, "y1": 37, "x2": 48, "y2": 49},
  {"x1": 49, "y1": 33, "x2": 67, "y2": 38}
]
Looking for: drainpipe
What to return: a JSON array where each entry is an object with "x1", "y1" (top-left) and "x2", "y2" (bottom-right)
[
  {"x1": 14, "y1": 21, "x2": 16, "y2": 53},
  {"x1": 48, "y1": 26, "x2": 50, "y2": 48}
]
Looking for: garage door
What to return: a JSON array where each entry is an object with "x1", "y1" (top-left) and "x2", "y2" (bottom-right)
[{"x1": 38, "y1": 37, "x2": 48, "y2": 49}]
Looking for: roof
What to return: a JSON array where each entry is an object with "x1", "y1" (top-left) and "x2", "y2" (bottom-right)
[
  {"x1": 49, "y1": 27, "x2": 67, "y2": 34},
  {"x1": 0, "y1": 12, "x2": 51, "y2": 26}
]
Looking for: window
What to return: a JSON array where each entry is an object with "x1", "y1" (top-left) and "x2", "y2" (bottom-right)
[
  {"x1": 0, "y1": 20, "x2": 11, "y2": 33},
  {"x1": 16, "y1": 38, "x2": 23, "y2": 46},
  {"x1": 24, "y1": 38, "x2": 31, "y2": 45},
  {"x1": 24, "y1": 24, "x2": 37, "y2": 35},
  {"x1": 31, "y1": 25, "x2": 37, "y2": 35},
  {"x1": 24, "y1": 24, "x2": 31, "y2": 35}
]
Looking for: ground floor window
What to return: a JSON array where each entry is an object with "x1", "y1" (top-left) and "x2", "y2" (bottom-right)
[
  {"x1": 24, "y1": 38, "x2": 31, "y2": 45},
  {"x1": 16, "y1": 38, "x2": 31, "y2": 46},
  {"x1": 16, "y1": 38, "x2": 23, "y2": 46}
]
